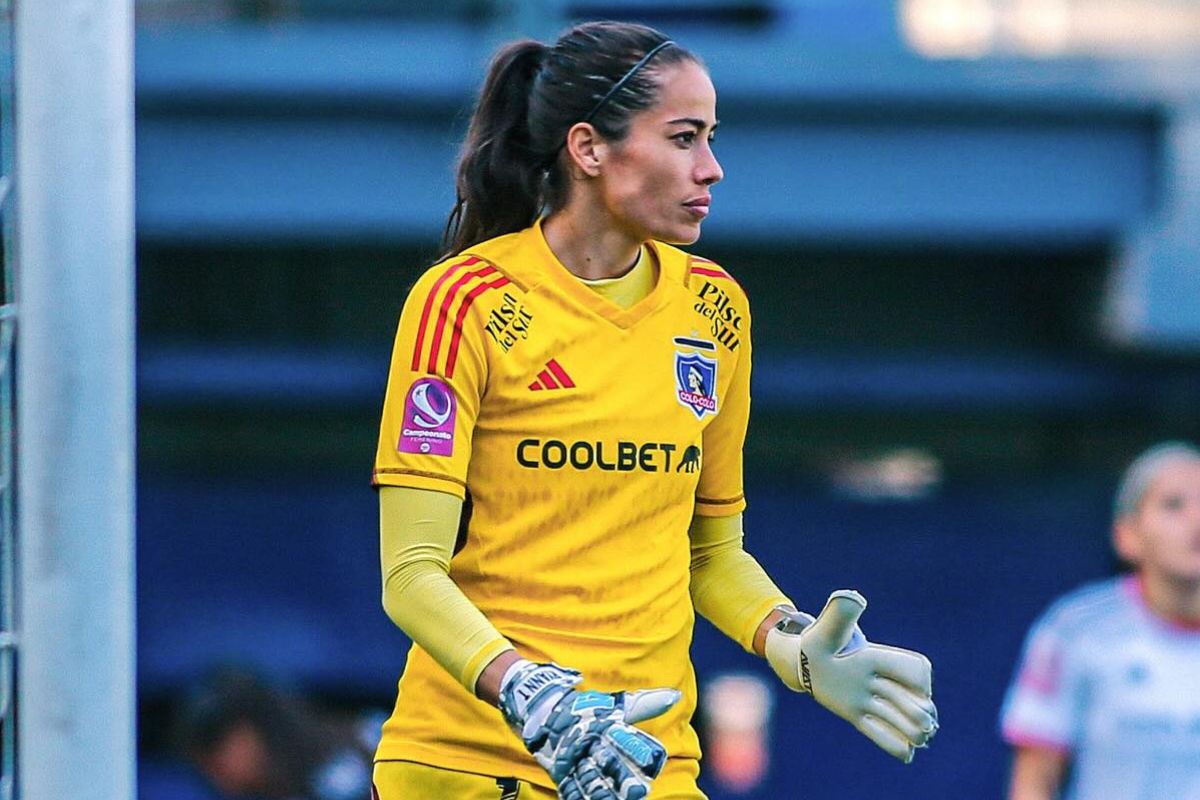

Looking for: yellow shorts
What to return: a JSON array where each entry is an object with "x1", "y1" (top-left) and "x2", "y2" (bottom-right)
[
  {"x1": 372, "y1": 759, "x2": 707, "y2": 800},
  {"x1": 373, "y1": 760, "x2": 553, "y2": 800}
]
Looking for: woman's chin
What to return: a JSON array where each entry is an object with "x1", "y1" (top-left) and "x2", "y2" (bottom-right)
[{"x1": 651, "y1": 222, "x2": 703, "y2": 246}]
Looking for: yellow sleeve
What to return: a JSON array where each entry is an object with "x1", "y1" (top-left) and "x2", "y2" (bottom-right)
[
  {"x1": 694, "y1": 283, "x2": 750, "y2": 516},
  {"x1": 379, "y1": 485, "x2": 514, "y2": 692},
  {"x1": 373, "y1": 258, "x2": 494, "y2": 497},
  {"x1": 689, "y1": 512, "x2": 792, "y2": 653}
]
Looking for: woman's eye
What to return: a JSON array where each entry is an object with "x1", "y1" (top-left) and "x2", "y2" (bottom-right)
[
  {"x1": 672, "y1": 131, "x2": 696, "y2": 145},
  {"x1": 1160, "y1": 494, "x2": 1184, "y2": 512}
]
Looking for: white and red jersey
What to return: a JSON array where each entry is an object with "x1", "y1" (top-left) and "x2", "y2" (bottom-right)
[{"x1": 1001, "y1": 576, "x2": 1200, "y2": 800}]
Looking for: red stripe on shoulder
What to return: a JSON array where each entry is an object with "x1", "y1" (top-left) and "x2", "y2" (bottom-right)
[
  {"x1": 445, "y1": 276, "x2": 511, "y2": 377},
  {"x1": 410, "y1": 257, "x2": 480, "y2": 371},
  {"x1": 426, "y1": 265, "x2": 497, "y2": 373},
  {"x1": 686, "y1": 255, "x2": 739, "y2": 287}
]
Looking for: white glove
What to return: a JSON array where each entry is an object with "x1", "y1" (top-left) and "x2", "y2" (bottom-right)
[{"x1": 765, "y1": 589, "x2": 938, "y2": 763}]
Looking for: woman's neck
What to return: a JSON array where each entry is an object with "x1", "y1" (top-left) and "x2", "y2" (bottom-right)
[
  {"x1": 542, "y1": 209, "x2": 643, "y2": 281},
  {"x1": 1139, "y1": 571, "x2": 1200, "y2": 626}
]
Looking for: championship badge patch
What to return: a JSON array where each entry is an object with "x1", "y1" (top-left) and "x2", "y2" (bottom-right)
[
  {"x1": 398, "y1": 377, "x2": 457, "y2": 455},
  {"x1": 675, "y1": 350, "x2": 718, "y2": 419}
]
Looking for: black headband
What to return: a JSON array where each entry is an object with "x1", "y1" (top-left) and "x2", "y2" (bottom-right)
[{"x1": 582, "y1": 40, "x2": 676, "y2": 124}]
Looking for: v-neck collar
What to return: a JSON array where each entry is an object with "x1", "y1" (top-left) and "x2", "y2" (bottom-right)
[{"x1": 527, "y1": 219, "x2": 672, "y2": 330}]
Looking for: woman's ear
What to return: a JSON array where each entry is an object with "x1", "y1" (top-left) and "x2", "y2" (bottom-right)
[
  {"x1": 1113, "y1": 517, "x2": 1141, "y2": 566},
  {"x1": 564, "y1": 122, "x2": 604, "y2": 178}
]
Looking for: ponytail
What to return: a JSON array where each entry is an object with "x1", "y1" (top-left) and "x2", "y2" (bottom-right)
[{"x1": 442, "y1": 40, "x2": 547, "y2": 258}]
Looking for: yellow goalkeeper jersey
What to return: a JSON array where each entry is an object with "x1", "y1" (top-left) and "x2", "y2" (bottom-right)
[{"x1": 372, "y1": 220, "x2": 752, "y2": 785}]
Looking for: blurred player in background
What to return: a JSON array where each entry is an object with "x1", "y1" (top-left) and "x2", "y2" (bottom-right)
[
  {"x1": 1001, "y1": 442, "x2": 1200, "y2": 800},
  {"x1": 175, "y1": 666, "x2": 375, "y2": 800},
  {"x1": 371, "y1": 20, "x2": 937, "y2": 799}
]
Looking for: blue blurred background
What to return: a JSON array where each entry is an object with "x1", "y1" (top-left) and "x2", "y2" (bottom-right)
[{"x1": 132, "y1": 1, "x2": 1200, "y2": 798}]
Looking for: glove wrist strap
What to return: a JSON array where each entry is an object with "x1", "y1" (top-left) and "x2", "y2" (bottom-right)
[
  {"x1": 497, "y1": 660, "x2": 580, "y2": 730},
  {"x1": 772, "y1": 605, "x2": 816, "y2": 635}
]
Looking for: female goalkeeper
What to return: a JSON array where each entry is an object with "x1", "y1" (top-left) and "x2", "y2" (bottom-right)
[{"x1": 371, "y1": 20, "x2": 938, "y2": 800}]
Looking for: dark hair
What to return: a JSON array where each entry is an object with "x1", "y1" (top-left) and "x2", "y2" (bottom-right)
[{"x1": 442, "y1": 21, "x2": 697, "y2": 257}]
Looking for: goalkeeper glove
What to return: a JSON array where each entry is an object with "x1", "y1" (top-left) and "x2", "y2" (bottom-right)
[
  {"x1": 765, "y1": 589, "x2": 939, "y2": 763},
  {"x1": 498, "y1": 659, "x2": 680, "y2": 800}
]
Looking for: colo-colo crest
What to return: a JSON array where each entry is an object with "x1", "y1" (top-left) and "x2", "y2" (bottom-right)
[{"x1": 675, "y1": 351, "x2": 718, "y2": 419}]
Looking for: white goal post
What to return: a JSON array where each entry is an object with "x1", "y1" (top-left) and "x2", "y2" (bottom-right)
[{"x1": 14, "y1": 1, "x2": 136, "y2": 797}]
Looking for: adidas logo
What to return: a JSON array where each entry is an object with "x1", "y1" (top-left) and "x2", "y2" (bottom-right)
[{"x1": 528, "y1": 359, "x2": 576, "y2": 391}]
